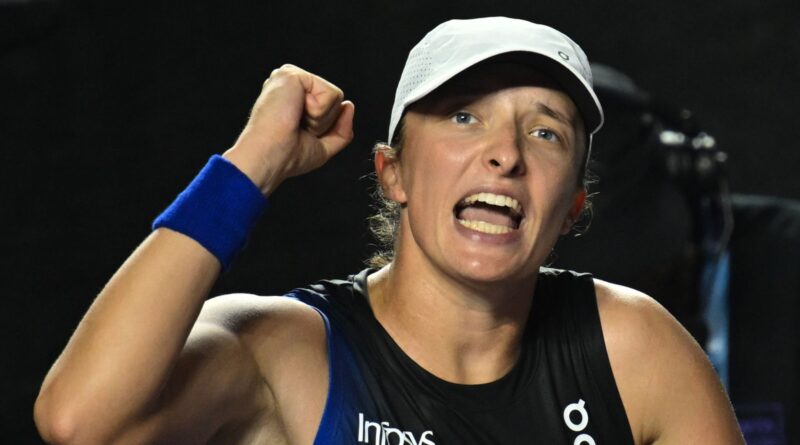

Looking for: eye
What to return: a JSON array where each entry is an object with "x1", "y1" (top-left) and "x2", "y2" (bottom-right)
[
  {"x1": 531, "y1": 128, "x2": 560, "y2": 143},
  {"x1": 451, "y1": 111, "x2": 477, "y2": 125}
]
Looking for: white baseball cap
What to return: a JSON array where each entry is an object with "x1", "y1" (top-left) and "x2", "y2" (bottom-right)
[{"x1": 388, "y1": 17, "x2": 604, "y2": 148}]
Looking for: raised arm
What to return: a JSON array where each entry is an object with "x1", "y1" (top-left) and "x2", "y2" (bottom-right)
[
  {"x1": 596, "y1": 280, "x2": 745, "y2": 445},
  {"x1": 34, "y1": 65, "x2": 354, "y2": 444}
]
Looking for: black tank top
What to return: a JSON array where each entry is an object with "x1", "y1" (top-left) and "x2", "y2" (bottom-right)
[{"x1": 287, "y1": 268, "x2": 634, "y2": 445}]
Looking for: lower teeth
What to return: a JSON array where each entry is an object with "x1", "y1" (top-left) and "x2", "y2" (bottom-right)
[{"x1": 458, "y1": 219, "x2": 512, "y2": 234}]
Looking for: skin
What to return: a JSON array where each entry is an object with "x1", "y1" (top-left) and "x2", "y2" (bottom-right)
[
  {"x1": 34, "y1": 62, "x2": 744, "y2": 445},
  {"x1": 369, "y1": 64, "x2": 589, "y2": 383}
]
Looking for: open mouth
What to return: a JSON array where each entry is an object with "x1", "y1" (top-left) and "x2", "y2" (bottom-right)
[{"x1": 454, "y1": 192, "x2": 524, "y2": 235}]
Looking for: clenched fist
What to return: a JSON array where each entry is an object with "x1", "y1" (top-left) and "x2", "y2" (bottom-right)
[{"x1": 224, "y1": 64, "x2": 355, "y2": 196}]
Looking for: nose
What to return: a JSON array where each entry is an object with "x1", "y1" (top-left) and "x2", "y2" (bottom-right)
[{"x1": 483, "y1": 126, "x2": 526, "y2": 176}]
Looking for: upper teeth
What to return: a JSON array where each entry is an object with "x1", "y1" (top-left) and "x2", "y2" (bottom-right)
[{"x1": 462, "y1": 192, "x2": 521, "y2": 214}]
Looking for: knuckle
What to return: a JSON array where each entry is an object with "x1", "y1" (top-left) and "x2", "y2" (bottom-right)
[{"x1": 269, "y1": 64, "x2": 297, "y2": 80}]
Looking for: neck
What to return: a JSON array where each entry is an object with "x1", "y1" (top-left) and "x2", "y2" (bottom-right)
[{"x1": 367, "y1": 252, "x2": 538, "y2": 385}]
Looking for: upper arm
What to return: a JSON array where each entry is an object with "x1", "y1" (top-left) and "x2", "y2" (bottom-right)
[
  {"x1": 122, "y1": 294, "x2": 327, "y2": 444},
  {"x1": 595, "y1": 280, "x2": 744, "y2": 445},
  {"x1": 125, "y1": 319, "x2": 268, "y2": 444},
  {"x1": 111, "y1": 295, "x2": 273, "y2": 444}
]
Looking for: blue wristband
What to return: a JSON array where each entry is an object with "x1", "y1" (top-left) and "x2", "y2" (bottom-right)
[{"x1": 152, "y1": 155, "x2": 269, "y2": 269}]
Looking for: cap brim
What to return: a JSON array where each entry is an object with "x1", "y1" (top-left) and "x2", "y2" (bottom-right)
[
  {"x1": 399, "y1": 50, "x2": 603, "y2": 138},
  {"x1": 490, "y1": 51, "x2": 603, "y2": 136}
]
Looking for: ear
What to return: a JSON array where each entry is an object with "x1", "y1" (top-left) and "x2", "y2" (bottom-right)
[
  {"x1": 560, "y1": 189, "x2": 587, "y2": 235},
  {"x1": 374, "y1": 147, "x2": 407, "y2": 204}
]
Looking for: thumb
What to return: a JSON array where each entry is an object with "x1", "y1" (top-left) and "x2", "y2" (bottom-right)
[{"x1": 318, "y1": 100, "x2": 355, "y2": 158}]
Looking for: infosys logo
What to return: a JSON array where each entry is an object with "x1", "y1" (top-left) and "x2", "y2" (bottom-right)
[{"x1": 357, "y1": 413, "x2": 436, "y2": 445}]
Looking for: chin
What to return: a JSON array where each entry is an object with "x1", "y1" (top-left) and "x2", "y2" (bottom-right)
[{"x1": 450, "y1": 256, "x2": 537, "y2": 287}]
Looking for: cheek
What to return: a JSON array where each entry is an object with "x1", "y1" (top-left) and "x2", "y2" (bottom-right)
[
  {"x1": 529, "y1": 163, "x2": 581, "y2": 219},
  {"x1": 402, "y1": 142, "x2": 469, "y2": 197}
]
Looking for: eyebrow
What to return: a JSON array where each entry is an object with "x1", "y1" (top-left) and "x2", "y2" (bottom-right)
[
  {"x1": 534, "y1": 103, "x2": 577, "y2": 128},
  {"x1": 432, "y1": 84, "x2": 579, "y2": 129}
]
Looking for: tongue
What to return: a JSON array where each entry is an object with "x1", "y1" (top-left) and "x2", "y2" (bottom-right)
[{"x1": 458, "y1": 206, "x2": 515, "y2": 228}]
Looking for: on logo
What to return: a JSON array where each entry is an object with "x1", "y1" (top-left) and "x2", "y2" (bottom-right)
[{"x1": 563, "y1": 399, "x2": 596, "y2": 445}]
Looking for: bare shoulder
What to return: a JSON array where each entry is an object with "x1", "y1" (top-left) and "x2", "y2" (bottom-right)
[
  {"x1": 199, "y1": 293, "x2": 327, "y2": 350},
  {"x1": 192, "y1": 293, "x2": 328, "y2": 444},
  {"x1": 592, "y1": 279, "x2": 744, "y2": 445},
  {"x1": 197, "y1": 293, "x2": 328, "y2": 381}
]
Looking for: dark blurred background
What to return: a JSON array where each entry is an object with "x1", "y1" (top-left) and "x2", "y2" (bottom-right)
[{"x1": 3, "y1": 0, "x2": 799, "y2": 443}]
